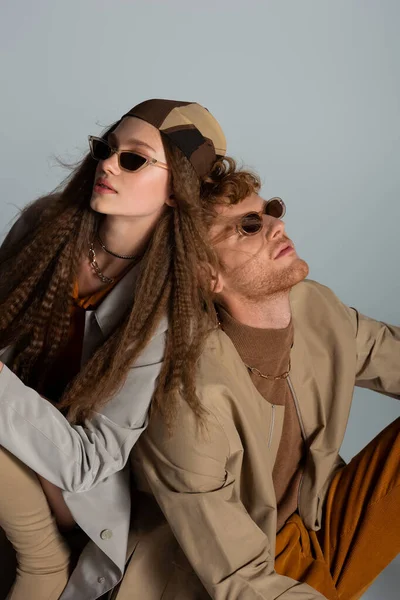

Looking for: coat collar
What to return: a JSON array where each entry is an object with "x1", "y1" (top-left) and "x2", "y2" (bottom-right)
[{"x1": 289, "y1": 282, "x2": 323, "y2": 440}]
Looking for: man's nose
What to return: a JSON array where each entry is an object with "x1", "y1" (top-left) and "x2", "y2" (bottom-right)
[{"x1": 265, "y1": 215, "x2": 285, "y2": 240}]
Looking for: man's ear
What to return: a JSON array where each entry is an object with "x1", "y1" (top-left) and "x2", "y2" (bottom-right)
[
  {"x1": 198, "y1": 261, "x2": 224, "y2": 294},
  {"x1": 210, "y1": 267, "x2": 224, "y2": 294}
]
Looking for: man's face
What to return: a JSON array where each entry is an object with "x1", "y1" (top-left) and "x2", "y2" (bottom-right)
[{"x1": 209, "y1": 193, "x2": 309, "y2": 302}]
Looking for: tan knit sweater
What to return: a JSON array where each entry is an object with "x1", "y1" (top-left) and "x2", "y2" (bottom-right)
[{"x1": 218, "y1": 306, "x2": 305, "y2": 531}]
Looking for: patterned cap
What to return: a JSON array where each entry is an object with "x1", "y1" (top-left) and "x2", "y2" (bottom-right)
[{"x1": 121, "y1": 99, "x2": 226, "y2": 178}]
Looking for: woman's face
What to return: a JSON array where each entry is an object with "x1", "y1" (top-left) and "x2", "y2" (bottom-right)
[{"x1": 90, "y1": 117, "x2": 172, "y2": 218}]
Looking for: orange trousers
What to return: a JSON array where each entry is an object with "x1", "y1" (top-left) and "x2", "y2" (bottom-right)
[{"x1": 275, "y1": 417, "x2": 400, "y2": 600}]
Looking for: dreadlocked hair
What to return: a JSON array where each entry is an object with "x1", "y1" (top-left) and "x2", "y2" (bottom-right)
[
  {"x1": 0, "y1": 155, "x2": 97, "y2": 388},
  {"x1": 0, "y1": 136, "x2": 261, "y2": 428}
]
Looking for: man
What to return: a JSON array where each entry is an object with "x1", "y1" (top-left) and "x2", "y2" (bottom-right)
[{"x1": 116, "y1": 186, "x2": 399, "y2": 600}]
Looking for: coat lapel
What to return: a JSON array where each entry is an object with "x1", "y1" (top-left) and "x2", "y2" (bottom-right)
[
  {"x1": 81, "y1": 263, "x2": 168, "y2": 366},
  {"x1": 95, "y1": 262, "x2": 141, "y2": 339},
  {"x1": 81, "y1": 264, "x2": 140, "y2": 365}
]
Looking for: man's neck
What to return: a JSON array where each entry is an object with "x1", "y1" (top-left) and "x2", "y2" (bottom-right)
[{"x1": 218, "y1": 291, "x2": 292, "y2": 330}]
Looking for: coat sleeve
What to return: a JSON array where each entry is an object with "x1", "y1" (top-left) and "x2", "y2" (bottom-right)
[
  {"x1": 345, "y1": 306, "x2": 400, "y2": 398},
  {"x1": 136, "y1": 398, "x2": 327, "y2": 600},
  {"x1": 0, "y1": 326, "x2": 165, "y2": 492}
]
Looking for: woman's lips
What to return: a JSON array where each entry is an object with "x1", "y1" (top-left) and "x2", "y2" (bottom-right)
[
  {"x1": 94, "y1": 184, "x2": 116, "y2": 194},
  {"x1": 94, "y1": 179, "x2": 116, "y2": 194}
]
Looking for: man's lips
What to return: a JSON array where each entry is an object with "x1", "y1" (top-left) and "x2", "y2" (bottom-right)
[
  {"x1": 94, "y1": 178, "x2": 116, "y2": 193},
  {"x1": 273, "y1": 242, "x2": 294, "y2": 259}
]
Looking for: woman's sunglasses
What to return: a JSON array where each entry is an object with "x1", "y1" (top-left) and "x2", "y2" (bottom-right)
[
  {"x1": 88, "y1": 136, "x2": 169, "y2": 173},
  {"x1": 236, "y1": 197, "x2": 286, "y2": 236}
]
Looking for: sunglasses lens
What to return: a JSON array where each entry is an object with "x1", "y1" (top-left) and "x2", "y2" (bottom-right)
[
  {"x1": 90, "y1": 138, "x2": 111, "y2": 161},
  {"x1": 240, "y1": 213, "x2": 263, "y2": 235},
  {"x1": 265, "y1": 197, "x2": 286, "y2": 219},
  {"x1": 120, "y1": 152, "x2": 148, "y2": 172}
]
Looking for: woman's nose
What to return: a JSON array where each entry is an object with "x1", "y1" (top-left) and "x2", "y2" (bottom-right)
[{"x1": 101, "y1": 151, "x2": 120, "y2": 175}]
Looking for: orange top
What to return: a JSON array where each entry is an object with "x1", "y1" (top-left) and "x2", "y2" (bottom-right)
[
  {"x1": 41, "y1": 276, "x2": 123, "y2": 402},
  {"x1": 72, "y1": 277, "x2": 119, "y2": 310}
]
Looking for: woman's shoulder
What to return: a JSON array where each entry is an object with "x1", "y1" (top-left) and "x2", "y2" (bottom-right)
[{"x1": 1, "y1": 193, "x2": 59, "y2": 251}]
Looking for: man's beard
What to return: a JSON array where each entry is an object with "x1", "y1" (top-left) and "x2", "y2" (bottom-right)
[{"x1": 228, "y1": 256, "x2": 309, "y2": 302}]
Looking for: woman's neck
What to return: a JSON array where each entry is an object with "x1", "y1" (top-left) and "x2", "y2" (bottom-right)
[
  {"x1": 78, "y1": 213, "x2": 159, "y2": 297},
  {"x1": 97, "y1": 214, "x2": 159, "y2": 259}
]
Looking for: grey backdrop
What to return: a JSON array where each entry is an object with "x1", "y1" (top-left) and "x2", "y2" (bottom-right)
[{"x1": 1, "y1": 1, "x2": 399, "y2": 598}]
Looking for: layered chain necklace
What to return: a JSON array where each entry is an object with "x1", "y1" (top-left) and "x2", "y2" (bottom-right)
[{"x1": 88, "y1": 233, "x2": 139, "y2": 285}]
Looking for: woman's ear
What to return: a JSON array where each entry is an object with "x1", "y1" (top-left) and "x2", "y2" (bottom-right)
[{"x1": 165, "y1": 193, "x2": 176, "y2": 207}]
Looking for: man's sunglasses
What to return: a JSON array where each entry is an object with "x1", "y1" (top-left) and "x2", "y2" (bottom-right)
[
  {"x1": 88, "y1": 136, "x2": 169, "y2": 173},
  {"x1": 236, "y1": 197, "x2": 286, "y2": 236}
]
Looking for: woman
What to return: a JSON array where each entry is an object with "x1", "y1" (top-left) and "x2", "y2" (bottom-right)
[{"x1": 0, "y1": 98, "x2": 231, "y2": 600}]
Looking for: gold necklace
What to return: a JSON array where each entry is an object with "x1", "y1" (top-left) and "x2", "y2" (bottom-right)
[
  {"x1": 88, "y1": 242, "x2": 114, "y2": 284},
  {"x1": 244, "y1": 358, "x2": 291, "y2": 380},
  {"x1": 216, "y1": 310, "x2": 291, "y2": 381},
  {"x1": 96, "y1": 232, "x2": 138, "y2": 260}
]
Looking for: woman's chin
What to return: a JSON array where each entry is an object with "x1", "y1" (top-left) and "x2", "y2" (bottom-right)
[{"x1": 90, "y1": 195, "x2": 111, "y2": 214}]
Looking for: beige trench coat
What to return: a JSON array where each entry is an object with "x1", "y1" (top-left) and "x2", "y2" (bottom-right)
[{"x1": 115, "y1": 279, "x2": 400, "y2": 600}]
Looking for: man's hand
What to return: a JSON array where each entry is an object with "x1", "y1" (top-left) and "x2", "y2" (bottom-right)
[{"x1": 0, "y1": 361, "x2": 3, "y2": 373}]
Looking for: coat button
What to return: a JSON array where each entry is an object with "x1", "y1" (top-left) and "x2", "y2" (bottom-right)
[
  {"x1": 97, "y1": 576, "x2": 106, "y2": 584},
  {"x1": 100, "y1": 529, "x2": 113, "y2": 540}
]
